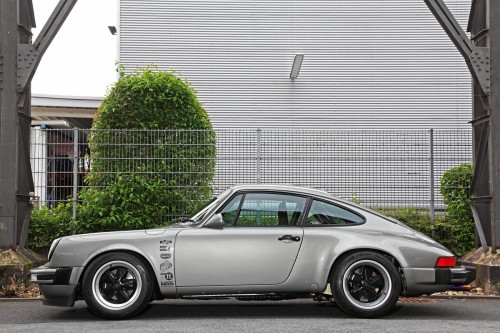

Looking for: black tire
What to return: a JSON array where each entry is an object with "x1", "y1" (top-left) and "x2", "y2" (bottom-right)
[
  {"x1": 331, "y1": 251, "x2": 401, "y2": 318},
  {"x1": 82, "y1": 252, "x2": 154, "y2": 319}
]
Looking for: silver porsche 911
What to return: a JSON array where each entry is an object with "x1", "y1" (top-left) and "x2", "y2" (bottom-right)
[{"x1": 30, "y1": 184, "x2": 475, "y2": 319}]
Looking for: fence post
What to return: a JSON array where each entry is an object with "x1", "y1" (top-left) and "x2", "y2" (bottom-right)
[
  {"x1": 429, "y1": 129, "x2": 435, "y2": 222},
  {"x1": 72, "y1": 128, "x2": 78, "y2": 221},
  {"x1": 256, "y1": 128, "x2": 261, "y2": 184}
]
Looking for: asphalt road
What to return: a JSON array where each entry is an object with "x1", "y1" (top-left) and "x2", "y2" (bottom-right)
[{"x1": 0, "y1": 298, "x2": 499, "y2": 333}]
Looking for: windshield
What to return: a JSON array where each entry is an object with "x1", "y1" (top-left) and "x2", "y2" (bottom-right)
[
  {"x1": 189, "y1": 197, "x2": 218, "y2": 223},
  {"x1": 189, "y1": 188, "x2": 232, "y2": 224}
]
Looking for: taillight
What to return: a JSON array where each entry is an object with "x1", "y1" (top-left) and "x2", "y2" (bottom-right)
[{"x1": 435, "y1": 257, "x2": 456, "y2": 267}]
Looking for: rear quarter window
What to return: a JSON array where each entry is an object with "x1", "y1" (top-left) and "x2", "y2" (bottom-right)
[{"x1": 305, "y1": 199, "x2": 364, "y2": 225}]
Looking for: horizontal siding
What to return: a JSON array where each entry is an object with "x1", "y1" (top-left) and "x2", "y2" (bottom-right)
[{"x1": 119, "y1": 0, "x2": 472, "y2": 130}]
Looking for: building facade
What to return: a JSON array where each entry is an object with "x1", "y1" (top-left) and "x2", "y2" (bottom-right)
[
  {"x1": 118, "y1": 0, "x2": 471, "y2": 130},
  {"x1": 29, "y1": 1, "x2": 474, "y2": 211}
]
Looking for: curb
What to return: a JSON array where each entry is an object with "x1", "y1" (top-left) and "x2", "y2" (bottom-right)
[
  {"x1": 0, "y1": 297, "x2": 42, "y2": 302},
  {"x1": 1, "y1": 295, "x2": 500, "y2": 302},
  {"x1": 425, "y1": 294, "x2": 500, "y2": 300}
]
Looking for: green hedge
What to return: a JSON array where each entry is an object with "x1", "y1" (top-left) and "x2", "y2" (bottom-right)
[
  {"x1": 439, "y1": 163, "x2": 475, "y2": 256},
  {"x1": 94, "y1": 66, "x2": 212, "y2": 131},
  {"x1": 28, "y1": 66, "x2": 216, "y2": 248},
  {"x1": 375, "y1": 208, "x2": 459, "y2": 255},
  {"x1": 377, "y1": 163, "x2": 475, "y2": 257},
  {"x1": 75, "y1": 173, "x2": 197, "y2": 233},
  {"x1": 28, "y1": 203, "x2": 73, "y2": 251},
  {"x1": 29, "y1": 205, "x2": 473, "y2": 255},
  {"x1": 79, "y1": 66, "x2": 216, "y2": 233}
]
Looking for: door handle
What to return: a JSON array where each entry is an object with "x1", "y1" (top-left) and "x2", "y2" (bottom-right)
[{"x1": 278, "y1": 235, "x2": 301, "y2": 242}]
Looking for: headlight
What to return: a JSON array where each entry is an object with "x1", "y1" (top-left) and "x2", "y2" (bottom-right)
[{"x1": 48, "y1": 237, "x2": 62, "y2": 261}]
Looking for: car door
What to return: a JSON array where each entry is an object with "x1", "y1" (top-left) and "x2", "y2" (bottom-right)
[{"x1": 174, "y1": 192, "x2": 308, "y2": 287}]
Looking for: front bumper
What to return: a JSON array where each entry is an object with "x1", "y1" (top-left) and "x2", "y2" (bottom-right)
[
  {"x1": 29, "y1": 265, "x2": 84, "y2": 307},
  {"x1": 403, "y1": 265, "x2": 476, "y2": 295}
]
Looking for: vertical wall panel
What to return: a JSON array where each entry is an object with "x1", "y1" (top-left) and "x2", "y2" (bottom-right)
[{"x1": 119, "y1": 0, "x2": 471, "y2": 130}]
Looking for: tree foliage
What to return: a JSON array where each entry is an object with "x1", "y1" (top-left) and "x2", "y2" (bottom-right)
[
  {"x1": 28, "y1": 203, "x2": 73, "y2": 251},
  {"x1": 79, "y1": 66, "x2": 216, "y2": 232},
  {"x1": 94, "y1": 67, "x2": 213, "y2": 130},
  {"x1": 376, "y1": 164, "x2": 475, "y2": 257},
  {"x1": 377, "y1": 208, "x2": 467, "y2": 257},
  {"x1": 439, "y1": 163, "x2": 475, "y2": 256}
]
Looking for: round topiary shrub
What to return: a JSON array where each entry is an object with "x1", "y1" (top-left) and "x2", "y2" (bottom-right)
[
  {"x1": 93, "y1": 67, "x2": 213, "y2": 130},
  {"x1": 440, "y1": 163, "x2": 475, "y2": 256},
  {"x1": 77, "y1": 67, "x2": 216, "y2": 232}
]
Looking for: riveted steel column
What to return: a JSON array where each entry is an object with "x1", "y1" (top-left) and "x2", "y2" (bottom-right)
[
  {"x1": 488, "y1": 0, "x2": 500, "y2": 252},
  {"x1": 426, "y1": 0, "x2": 500, "y2": 251},
  {"x1": 1, "y1": 0, "x2": 77, "y2": 248},
  {"x1": 469, "y1": 0, "x2": 500, "y2": 251},
  {"x1": 468, "y1": 0, "x2": 492, "y2": 249},
  {"x1": 0, "y1": 0, "x2": 20, "y2": 248}
]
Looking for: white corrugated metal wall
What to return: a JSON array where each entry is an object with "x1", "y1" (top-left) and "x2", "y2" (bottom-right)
[{"x1": 119, "y1": 0, "x2": 471, "y2": 130}]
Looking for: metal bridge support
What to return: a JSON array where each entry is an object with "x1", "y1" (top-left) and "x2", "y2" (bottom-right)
[
  {"x1": 425, "y1": 0, "x2": 500, "y2": 253},
  {"x1": 468, "y1": 0, "x2": 500, "y2": 254},
  {"x1": 0, "y1": 0, "x2": 77, "y2": 249}
]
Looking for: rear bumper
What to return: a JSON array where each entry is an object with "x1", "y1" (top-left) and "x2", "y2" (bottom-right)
[
  {"x1": 403, "y1": 265, "x2": 476, "y2": 295},
  {"x1": 29, "y1": 265, "x2": 84, "y2": 307},
  {"x1": 436, "y1": 265, "x2": 476, "y2": 286}
]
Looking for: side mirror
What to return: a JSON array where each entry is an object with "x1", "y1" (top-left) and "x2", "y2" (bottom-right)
[{"x1": 203, "y1": 213, "x2": 224, "y2": 229}]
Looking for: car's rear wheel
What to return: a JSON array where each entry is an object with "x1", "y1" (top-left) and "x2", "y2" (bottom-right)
[
  {"x1": 331, "y1": 251, "x2": 401, "y2": 318},
  {"x1": 82, "y1": 252, "x2": 153, "y2": 319}
]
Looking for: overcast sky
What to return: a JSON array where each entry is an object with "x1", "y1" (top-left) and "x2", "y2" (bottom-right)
[{"x1": 31, "y1": 0, "x2": 118, "y2": 97}]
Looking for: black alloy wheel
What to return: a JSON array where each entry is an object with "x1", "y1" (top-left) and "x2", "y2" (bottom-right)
[
  {"x1": 331, "y1": 251, "x2": 401, "y2": 318},
  {"x1": 82, "y1": 252, "x2": 154, "y2": 319}
]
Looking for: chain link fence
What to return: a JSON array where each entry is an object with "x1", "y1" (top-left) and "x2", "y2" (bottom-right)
[{"x1": 30, "y1": 128, "x2": 472, "y2": 221}]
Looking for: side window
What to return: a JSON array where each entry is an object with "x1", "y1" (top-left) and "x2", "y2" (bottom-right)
[
  {"x1": 306, "y1": 200, "x2": 364, "y2": 225},
  {"x1": 219, "y1": 194, "x2": 243, "y2": 225},
  {"x1": 235, "y1": 193, "x2": 307, "y2": 227}
]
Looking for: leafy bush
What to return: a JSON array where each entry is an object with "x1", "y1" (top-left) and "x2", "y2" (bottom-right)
[
  {"x1": 89, "y1": 67, "x2": 215, "y2": 179},
  {"x1": 377, "y1": 163, "x2": 475, "y2": 257},
  {"x1": 376, "y1": 207, "x2": 472, "y2": 256},
  {"x1": 80, "y1": 66, "x2": 216, "y2": 231},
  {"x1": 439, "y1": 163, "x2": 475, "y2": 256},
  {"x1": 94, "y1": 66, "x2": 212, "y2": 131},
  {"x1": 28, "y1": 203, "x2": 73, "y2": 251},
  {"x1": 440, "y1": 163, "x2": 473, "y2": 219},
  {"x1": 28, "y1": 67, "x2": 217, "y2": 247},
  {"x1": 74, "y1": 173, "x2": 190, "y2": 233}
]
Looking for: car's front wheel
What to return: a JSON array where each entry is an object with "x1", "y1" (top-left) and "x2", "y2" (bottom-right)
[
  {"x1": 82, "y1": 252, "x2": 153, "y2": 319},
  {"x1": 331, "y1": 251, "x2": 401, "y2": 318}
]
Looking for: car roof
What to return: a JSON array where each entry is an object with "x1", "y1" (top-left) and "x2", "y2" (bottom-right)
[
  {"x1": 228, "y1": 184, "x2": 332, "y2": 198},
  {"x1": 226, "y1": 184, "x2": 394, "y2": 224}
]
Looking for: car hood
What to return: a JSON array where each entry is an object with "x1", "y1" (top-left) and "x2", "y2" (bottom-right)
[
  {"x1": 145, "y1": 223, "x2": 198, "y2": 234},
  {"x1": 65, "y1": 224, "x2": 188, "y2": 241}
]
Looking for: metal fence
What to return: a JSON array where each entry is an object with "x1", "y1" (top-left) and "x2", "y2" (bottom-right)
[{"x1": 30, "y1": 128, "x2": 472, "y2": 221}]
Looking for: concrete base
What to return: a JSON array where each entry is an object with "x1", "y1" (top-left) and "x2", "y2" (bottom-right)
[
  {"x1": 0, "y1": 248, "x2": 46, "y2": 288},
  {"x1": 460, "y1": 248, "x2": 500, "y2": 294}
]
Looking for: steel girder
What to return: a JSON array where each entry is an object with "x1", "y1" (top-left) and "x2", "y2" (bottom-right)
[
  {"x1": 0, "y1": 0, "x2": 77, "y2": 249},
  {"x1": 425, "y1": 0, "x2": 500, "y2": 252}
]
